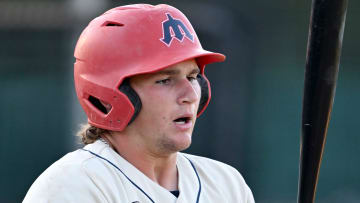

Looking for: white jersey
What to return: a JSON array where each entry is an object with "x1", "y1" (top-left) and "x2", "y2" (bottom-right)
[{"x1": 23, "y1": 140, "x2": 254, "y2": 203}]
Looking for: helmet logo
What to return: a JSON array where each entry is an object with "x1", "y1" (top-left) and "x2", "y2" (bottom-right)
[{"x1": 160, "y1": 13, "x2": 194, "y2": 46}]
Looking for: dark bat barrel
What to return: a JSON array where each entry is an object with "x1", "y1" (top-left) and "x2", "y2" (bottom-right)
[{"x1": 298, "y1": 0, "x2": 348, "y2": 203}]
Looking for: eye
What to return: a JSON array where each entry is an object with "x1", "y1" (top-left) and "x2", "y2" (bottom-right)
[
  {"x1": 156, "y1": 78, "x2": 171, "y2": 85},
  {"x1": 187, "y1": 74, "x2": 198, "y2": 82}
]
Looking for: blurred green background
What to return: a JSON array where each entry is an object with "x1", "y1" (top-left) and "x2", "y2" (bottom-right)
[{"x1": 0, "y1": 0, "x2": 359, "y2": 202}]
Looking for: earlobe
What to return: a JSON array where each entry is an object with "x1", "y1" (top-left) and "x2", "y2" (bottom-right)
[{"x1": 99, "y1": 100, "x2": 113, "y2": 113}]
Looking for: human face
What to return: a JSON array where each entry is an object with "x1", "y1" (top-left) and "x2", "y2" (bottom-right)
[{"x1": 126, "y1": 59, "x2": 201, "y2": 155}]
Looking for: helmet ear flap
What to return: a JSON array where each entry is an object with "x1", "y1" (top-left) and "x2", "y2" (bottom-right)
[
  {"x1": 197, "y1": 74, "x2": 211, "y2": 115},
  {"x1": 118, "y1": 79, "x2": 142, "y2": 125}
]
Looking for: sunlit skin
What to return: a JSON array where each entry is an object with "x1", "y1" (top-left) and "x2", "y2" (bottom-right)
[{"x1": 102, "y1": 59, "x2": 201, "y2": 191}]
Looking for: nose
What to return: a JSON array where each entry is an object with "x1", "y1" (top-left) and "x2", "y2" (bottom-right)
[{"x1": 177, "y1": 79, "x2": 201, "y2": 105}]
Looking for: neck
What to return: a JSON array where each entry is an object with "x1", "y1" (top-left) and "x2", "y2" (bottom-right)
[{"x1": 101, "y1": 133, "x2": 179, "y2": 191}]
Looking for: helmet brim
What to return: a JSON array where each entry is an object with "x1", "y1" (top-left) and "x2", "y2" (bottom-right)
[
  {"x1": 126, "y1": 49, "x2": 226, "y2": 78},
  {"x1": 195, "y1": 50, "x2": 226, "y2": 68}
]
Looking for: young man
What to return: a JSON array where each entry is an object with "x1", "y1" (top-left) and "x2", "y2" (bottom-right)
[{"x1": 23, "y1": 4, "x2": 255, "y2": 203}]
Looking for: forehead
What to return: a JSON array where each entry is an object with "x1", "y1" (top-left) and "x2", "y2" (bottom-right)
[
  {"x1": 155, "y1": 59, "x2": 199, "y2": 75},
  {"x1": 131, "y1": 59, "x2": 199, "y2": 81}
]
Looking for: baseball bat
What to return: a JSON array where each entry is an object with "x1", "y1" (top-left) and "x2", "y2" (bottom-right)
[{"x1": 298, "y1": 0, "x2": 348, "y2": 203}]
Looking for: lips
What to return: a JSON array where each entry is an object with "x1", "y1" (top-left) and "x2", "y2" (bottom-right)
[
  {"x1": 173, "y1": 113, "x2": 194, "y2": 130},
  {"x1": 173, "y1": 113, "x2": 193, "y2": 123},
  {"x1": 174, "y1": 117, "x2": 191, "y2": 124}
]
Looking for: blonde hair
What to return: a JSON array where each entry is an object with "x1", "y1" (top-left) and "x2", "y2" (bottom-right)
[{"x1": 76, "y1": 123, "x2": 110, "y2": 145}]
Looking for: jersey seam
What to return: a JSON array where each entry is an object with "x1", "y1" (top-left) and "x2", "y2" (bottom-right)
[
  {"x1": 81, "y1": 162, "x2": 109, "y2": 203},
  {"x1": 183, "y1": 155, "x2": 202, "y2": 203},
  {"x1": 81, "y1": 149, "x2": 155, "y2": 203}
]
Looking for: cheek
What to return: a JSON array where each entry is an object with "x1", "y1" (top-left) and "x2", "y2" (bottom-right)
[
  {"x1": 194, "y1": 83, "x2": 202, "y2": 102},
  {"x1": 140, "y1": 88, "x2": 169, "y2": 106},
  {"x1": 138, "y1": 88, "x2": 172, "y2": 115}
]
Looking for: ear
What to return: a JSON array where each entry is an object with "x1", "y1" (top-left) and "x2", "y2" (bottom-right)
[{"x1": 99, "y1": 100, "x2": 112, "y2": 113}]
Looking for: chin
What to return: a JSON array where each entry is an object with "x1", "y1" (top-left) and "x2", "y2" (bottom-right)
[
  {"x1": 175, "y1": 132, "x2": 192, "y2": 150},
  {"x1": 176, "y1": 139, "x2": 192, "y2": 152},
  {"x1": 160, "y1": 133, "x2": 192, "y2": 153}
]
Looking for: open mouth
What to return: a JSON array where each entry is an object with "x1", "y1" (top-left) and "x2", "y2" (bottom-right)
[{"x1": 173, "y1": 117, "x2": 191, "y2": 124}]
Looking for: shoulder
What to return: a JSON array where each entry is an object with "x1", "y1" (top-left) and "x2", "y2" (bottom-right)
[
  {"x1": 179, "y1": 153, "x2": 255, "y2": 202},
  {"x1": 32, "y1": 148, "x2": 96, "y2": 179},
  {"x1": 28, "y1": 149, "x2": 95, "y2": 185},
  {"x1": 181, "y1": 153, "x2": 243, "y2": 179},
  {"x1": 23, "y1": 147, "x2": 108, "y2": 202}
]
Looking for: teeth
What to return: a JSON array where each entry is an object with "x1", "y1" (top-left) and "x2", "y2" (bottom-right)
[{"x1": 175, "y1": 121, "x2": 186, "y2": 124}]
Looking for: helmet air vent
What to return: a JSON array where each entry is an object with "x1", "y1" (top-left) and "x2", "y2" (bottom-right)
[
  {"x1": 88, "y1": 95, "x2": 111, "y2": 114},
  {"x1": 102, "y1": 21, "x2": 124, "y2": 27}
]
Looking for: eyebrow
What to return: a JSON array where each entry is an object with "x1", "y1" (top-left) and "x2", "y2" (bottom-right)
[{"x1": 156, "y1": 68, "x2": 200, "y2": 75}]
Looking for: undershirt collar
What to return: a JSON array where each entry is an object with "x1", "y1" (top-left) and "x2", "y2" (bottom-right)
[{"x1": 170, "y1": 190, "x2": 180, "y2": 198}]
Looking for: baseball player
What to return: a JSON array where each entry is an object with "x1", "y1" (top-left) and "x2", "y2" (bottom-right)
[{"x1": 23, "y1": 4, "x2": 255, "y2": 203}]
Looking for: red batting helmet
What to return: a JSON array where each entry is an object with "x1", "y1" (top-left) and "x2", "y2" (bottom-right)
[{"x1": 74, "y1": 4, "x2": 225, "y2": 131}]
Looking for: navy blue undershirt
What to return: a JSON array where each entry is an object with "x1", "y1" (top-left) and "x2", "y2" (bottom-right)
[{"x1": 170, "y1": 190, "x2": 180, "y2": 198}]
